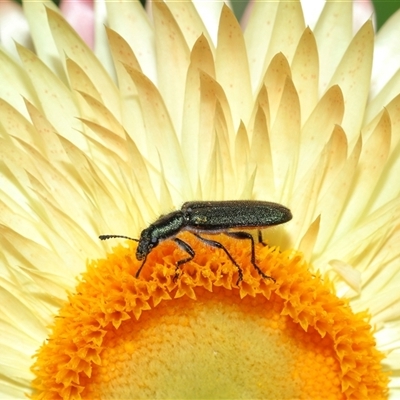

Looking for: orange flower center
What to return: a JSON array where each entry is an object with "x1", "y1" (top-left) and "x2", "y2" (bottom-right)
[{"x1": 31, "y1": 232, "x2": 388, "y2": 399}]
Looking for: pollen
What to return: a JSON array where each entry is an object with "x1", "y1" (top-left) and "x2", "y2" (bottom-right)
[{"x1": 31, "y1": 232, "x2": 388, "y2": 399}]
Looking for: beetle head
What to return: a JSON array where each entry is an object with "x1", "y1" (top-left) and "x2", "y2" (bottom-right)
[{"x1": 136, "y1": 226, "x2": 158, "y2": 261}]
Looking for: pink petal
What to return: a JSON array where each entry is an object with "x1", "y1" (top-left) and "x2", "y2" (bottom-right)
[{"x1": 59, "y1": 0, "x2": 95, "y2": 48}]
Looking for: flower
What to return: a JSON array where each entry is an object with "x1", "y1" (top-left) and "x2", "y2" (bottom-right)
[{"x1": 0, "y1": 0, "x2": 399, "y2": 399}]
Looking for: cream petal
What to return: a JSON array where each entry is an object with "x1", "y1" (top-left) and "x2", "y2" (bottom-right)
[
  {"x1": 123, "y1": 65, "x2": 190, "y2": 202},
  {"x1": 317, "y1": 199, "x2": 398, "y2": 281},
  {"x1": 0, "y1": 49, "x2": 38, "y2": 119},
  {"x1": 352, "y1": 0, "x2": 375, "y2": 33},
  {"x1": 163, "y1": 1, "x2": 213, "y2": 52},
  {"x1": 76, "y1": 92, "x2": 124, "y2": 139},
  {"x1": 0, "y1": 267, "x2": 64, "y2": 334},
  {"x1": 0, "y1": 98, "x2": 41, "y2": 152},
  {"x1": 67, "y1": 59, "x2": 102, "y2": 102},
  {"x1": 79, "y1": 119, "x2": 158, "y2": 222},
  {"x1": 329, "y1": 259, "x2": 361, "y2": 295},
  {"x1": 216, "y1": 5, "x2": 253, "y2": 129},
  {"x1": 152, "y1": 2, "x2": 190, "y2": 136},
  {"x1": 314, "y1": 133, "x2": 361, "y2": 253},
  {"x1": 368, "y1": 96, "x2": 400, "y2": 209},
  {"x1": 264, "y1": 1, "x2": 305, "y2": 73},
  {"x1": 371, "y1": 9, "x2": 400, "y2": 97},
  {"x1": 360, "y1": 286, "x2": 400, "y2": 324},
  {"x1": 46, "y1": 8, "x2": 120, "y2": 118},
  {"x1": 299, "y1": 0, "x2": 325, "y2": 29},
  {"x1": 292, "y1": 126, "x2": 347, "y2": 247},
  {"x1": 23, "y1": 1, "x2": 65, "y2": 79},
  {"x1": 328, "y1": 21, "x2": 374, "y2": 143},
  {"x1": 337, "y1": 109, "x2": 391, "y2": 234},
  {"x1": 105, "y1": 28, "x2": 149, "y2": 155},
  {"x1": 298, "y1": 215, "x2": 320, "y2": 260},
  {"x1": 214, "y1": 102, "x2": 236, "y2": 198},
  {"x1": 249, "y1": 105, "x2": 274, "y2": 199},
  {"x1": 196, "y1": 71, "x2": 234, "y2": 186},
  {"x1": 366, "y1": 71, "x2": 400, "y2": 124},
  {"x1": 269, "y1": 77, "x2": 301, "y2": 199},
  {"x1": 244, "y1": 1, "x2": 279, "y2": 91},
  {"x1": 314, "y1": 1, "x2": 353, "y2": 92},
  {"x1": 192, "y1": 0, "x2": 225, "y2": 45},
  {"x1": 298, "y1": 85, "x2": 345, "y2": 181},
  {"x1": 17, "y1": 44, "x2": 86, "y2": 150},
  {"x1": 203, "y1": 128, "x2": 233, "y2": 200},
  {"x1": 181, "y1": 35, "x2": 215, "y2": 185},
  {"x1": 106, "y1": 0, "x2": 156, "y2": 82},
  {"x1": 261, "y1": 53, "x2": 291, "y2": 125},
  {"x1": 0, "y1": 197, "x2": 84, "y2": 275},
  {"x1": 234, "y1": 122, "x2": 252, "y2": 194},
  {"x1": 291, "y1": 27, "x2": 319, "y2": 123}
]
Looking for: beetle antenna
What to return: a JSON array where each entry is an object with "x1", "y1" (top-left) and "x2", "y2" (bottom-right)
[{"x1": 99, "y1": 234, "x2": 139, "y2": 242}]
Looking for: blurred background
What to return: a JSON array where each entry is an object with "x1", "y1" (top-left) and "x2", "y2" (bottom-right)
[
  {"x1": 11, "y1": 0, "x2": 400, "y2": 31},
  {"x1": 230, "y1": 0, "x2": 400, "y2": 30},
  {"x1": 231, "y1": 0, "x2": 400, "y2": 29},
  {"x1": 370, "y1": 0, "x2": 400, "y2": 29}
]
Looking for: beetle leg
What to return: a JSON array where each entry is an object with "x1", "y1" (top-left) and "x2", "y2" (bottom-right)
[
  {"x1": 173, "y1": 237, "x2": 195, "y2": 280},
  {"x1": 258, "y1": 230, "x2": 267, "y2": 246},
  {"x1": 224, "y1": 231, "x2": 275, "y2": 283},
  {"x1": 191, "y1": 233, "x2": 244, "y2": 285},
  {"x1": 135, "y1": 255, "x2": 148, "y2": 278}
]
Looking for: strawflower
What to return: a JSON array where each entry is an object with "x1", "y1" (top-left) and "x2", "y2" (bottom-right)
[{"x1": 0, "y1": 0, "x2": 399, "y2": 399}]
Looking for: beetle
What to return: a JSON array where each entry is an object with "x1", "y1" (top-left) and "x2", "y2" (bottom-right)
[{"x1": 99, "y1": 200, "x2": 292, "y2": 284}]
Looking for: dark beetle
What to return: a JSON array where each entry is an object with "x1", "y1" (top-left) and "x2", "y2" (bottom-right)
[{"x1": 100, "y1": 200, "x2": 292, "y2": 284}]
